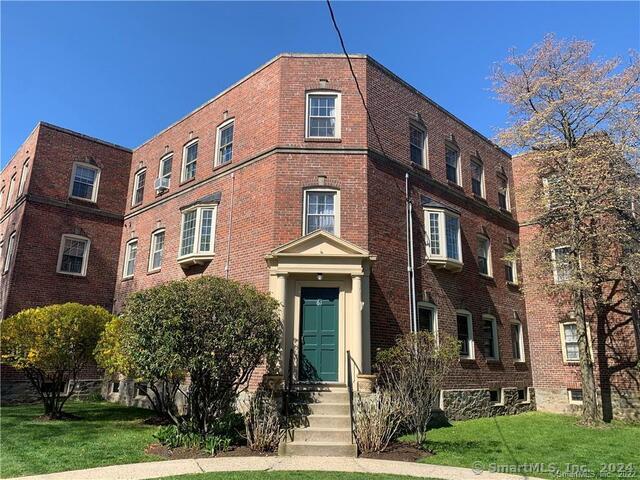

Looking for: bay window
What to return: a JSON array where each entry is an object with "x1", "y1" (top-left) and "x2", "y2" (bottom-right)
[
  {"x1": 425, "y1": 207, "x2": 462, "y2": 271},
  {"x1": 178, "y1": 205, "x2": 217, "y2": 265}
]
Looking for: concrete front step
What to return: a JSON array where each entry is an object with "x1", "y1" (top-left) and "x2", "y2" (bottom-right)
[
  {"x1": 290, "y1": 390, "x2": 350, "y2": 403},
  {"x1": 280, "y1": 441, "x2": 357, "y2": 457},
  {"x1": 291, "y1": 402, "x2": 350, "y2": 416},
  {"x1": 290, "y1": 414, "x2": 351, "y2": 429},
  {"x1": 292, "y1": 427, "x2": 352, "y2": 443}
]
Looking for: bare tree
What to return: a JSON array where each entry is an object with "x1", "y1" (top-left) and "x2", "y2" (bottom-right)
[{"x1": 493, "y1": 35, "x2": 640, "y2": 424}]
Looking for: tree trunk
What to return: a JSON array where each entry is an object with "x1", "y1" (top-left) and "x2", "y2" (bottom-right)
[{"x1": 574, "y1": 292, "x2": 601, "y2": 424}]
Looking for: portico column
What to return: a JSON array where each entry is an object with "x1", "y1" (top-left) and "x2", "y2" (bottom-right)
[
  {"x1": 276, "y1": 273, "x2": 288, "y2": 376},
  {"x1": 351, "y1": 273, "x2": 364, "y2": 377}
]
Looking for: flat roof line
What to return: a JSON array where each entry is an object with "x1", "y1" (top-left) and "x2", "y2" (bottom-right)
[{"x1": 39, "y1": 122, "x2": 132, "y2": 152}]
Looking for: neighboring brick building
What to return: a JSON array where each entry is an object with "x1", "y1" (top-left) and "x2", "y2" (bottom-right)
[
  {"x1": 0, "y1": 122, "x2": 132, "y2": 401},
  {"x1": 3, "y1": 54, "x2": 536, "y2": 419},
  {"x1": 513, "y1": 153, "x2": 639, "y2": 421}
]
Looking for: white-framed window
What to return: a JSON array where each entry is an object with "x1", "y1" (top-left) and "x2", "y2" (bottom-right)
[
  {"x1": 3, "y1": 231, "x2": 16, "y2": 274},
  {"x1": 497, "y1": 174, "x2": 511, "y2": 211},
  {"x1": 560, "y1": 322, "x2": 580, "y2": 362},
  {"x1": 123, "y1": 239, "x2": 138, "y2": 279},
  {"x1": 148, "y1": 229, "x2": 165, "y2": 272},
  {"x1": 425, "y1": 208, "x2": 462, "y2": 270},
  {"x1": 410, "y1": 124, "x2": 427, "y2": 168},
  {"x1": 552, "y1": 246, "x2": 572, "y2": 284},
  {"x1": 568, "y1": 388, "x2": 583, "y2": 405},
  {"x1": 477, "y1": 235, "x2": 492, "y2": 276},
  {"x1": 445, "y1": 145, "x2": 460, "y2": 184},
  {"x1": 417, "y1": 302, "x2": 438, "y2": 337},
  {"x1": 504, "y1": 247, "x2": 518, "y2": 284},
  {"x1": 18, "y1": 160, "x2": 30, "y2": 196},
  {"x1": 456, "y1": 310, "x2": 474, "y2": 359},
  {"x1": 132, "y1": 169, "x2": 146, "y2": 206},
  {"x1": 179, "y1": 205, "x2": 217, "y2": 261},
  {"x1": 69, "y1": 163, "x2": 100, "y2": 202},
  {"x1": 215, "y1": 119, "x2": 234, "y2": 166},
  {"x1": 181, "y1": 139, "x2": 198, "y2": 182},
  {"x1": 511, "y1": 320, "x2": 525, "y2": 362},
  {"x1": 482, "y1": 314, "x2": 499, "y2": 360},
  {"x1": 159, "y1": 153, "x2": 173, "y2": 183},
  {"x1": 0, "y1": 188, "x2": 4, "y2": 210},
  {"x1": 56, "y1": 234, "x2": 90, "y2": 276},
  {"x1": 489, "y1": 388, "x2": 503, "y2": 405},
  {"x1": 470, "y1": 158, "x2": 484, "y2": 197},
  {"x1": 6, "y1": 175, "x2": 16, "y2": 210},
  {"x1": 517, "y1": 388, "x2": 528, "y2": 403},
  {"x1": 303, "y1": 188, "x2": 340, "y2": 236},
  {"x1": 306, "y1": 91, "x2": 341, "y2": 139}
]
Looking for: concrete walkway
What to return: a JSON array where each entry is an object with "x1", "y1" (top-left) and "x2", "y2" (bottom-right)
[{"x1": 10, "y1": 456, "x2": 544, "y2": 480}]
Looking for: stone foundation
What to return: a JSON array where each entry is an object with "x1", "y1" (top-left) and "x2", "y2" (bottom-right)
[
  {"x1": 536, "y1": 387, "x2": 640, "y2": 422},
  {"x1": 0, "y1": 379, "x2": 102, "y2": 405},
  {"x1": 441, "y1": 387, "x2": 536, "y2": 420}
]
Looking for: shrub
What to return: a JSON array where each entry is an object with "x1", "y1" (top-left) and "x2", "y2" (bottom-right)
[
  {"x1": 0, "y1": 303, "x2": 113, "y2": 418},
  {"x1": 377, "y1": 331, "x2": 459, "y2": 446},
  {"x1": 353, "y1": 390, "x2": 405, "y2": 453},
  {"x1": 241, "y1": 389, "x2": 282, "y2": 452},
  {"x1": 153, "y1": 424, "x2": 231, "y2": 455}
]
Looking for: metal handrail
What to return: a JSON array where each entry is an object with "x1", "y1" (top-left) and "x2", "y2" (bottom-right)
[{"x1": 346, "y1": 350, "x2": 356, "y2": 447}]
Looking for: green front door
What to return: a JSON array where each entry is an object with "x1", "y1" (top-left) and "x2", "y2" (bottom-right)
[{"x1": 300, "y1": 287, "x2": 339, "y2": 382}]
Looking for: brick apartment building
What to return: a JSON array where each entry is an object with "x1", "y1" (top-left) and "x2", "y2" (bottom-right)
[{"x1": 3, "y1": 53, "x2": 634, "y2": 421}]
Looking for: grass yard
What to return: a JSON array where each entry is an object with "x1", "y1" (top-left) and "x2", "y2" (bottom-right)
[
  {"x1": 1, "y1": 401, "x2": 161, "y2": 478},
  {"x1": 404, "y1": 411, "x2": 640, "y2": 479},
  {"x1": 160, "y1": 474, "x2": 427, "y2": 480}
]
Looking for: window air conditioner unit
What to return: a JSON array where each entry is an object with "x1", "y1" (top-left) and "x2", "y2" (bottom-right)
[{"x1": 154, "y1": 177, "x2": 170, "y2": 193}]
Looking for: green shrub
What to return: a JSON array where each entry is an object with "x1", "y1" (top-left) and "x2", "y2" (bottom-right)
[
  {"x1": 1, "y1": 303, "x2": 113, "y2": 418},
  {"x1": 153, "y1": 424, "x2": 231, "y2": 455}
]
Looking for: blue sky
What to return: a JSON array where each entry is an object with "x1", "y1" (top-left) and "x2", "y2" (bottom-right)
[{"x1": 2, "y1": 1, "x2": 638, "y2": 165}]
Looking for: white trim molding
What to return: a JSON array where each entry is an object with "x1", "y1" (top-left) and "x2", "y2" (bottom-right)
[
  {"x1": 302, "y1": 187, "x2": 341, "y2": 237},
  {"x1": 305, "y1": 91, "x2": 342, "y2": 140},
  {"x1": 215, "y1": 118, "x2": 235, "y2": 167},
  {"x1": 56, "y1": 234, "x2": 91, "y2": 277},
  {"x1": 424, "y1": 207, "x2": 463, "y2": 272},
  {"x1": 178, "y1": 204, "x2": 217, "y2": 266},
  {"x1": 69, "y1": 162, "x2": 101, "y2": 203},
  {"x1": 456, "y1": 309, "x2": 474, "y2": 359}
]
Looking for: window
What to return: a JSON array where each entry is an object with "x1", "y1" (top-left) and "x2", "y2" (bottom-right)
[
  {"x1": 445, "y1": 146, "x2": 460, "y2": 184},
  {"x1": 3, "y1": 231, "x2": 16, "y2": 274},
  {"x1": 568, "y1": 389, "x2": 583, "y2": 405},
  {"x1": 511, "y1": 321, "x2": 525, "y2": 362},
  {"x1": 489, "y1": 389, "x2": 502, "y2": 405},
  {"x1": 135, "y1": 383, "x2": 147, "y2": 397},
  {"x1": 132, "y1": 169, "x2": 146, "y2": 206},
  {"x1": 552, "y1": 246, "x2": 572, "y2": 284},
  {"x1": 182, "y1": 140, "x2": 198, "y2": 182},
  {"x1": 410, "y1": 125, "x2": 427, "y2": 167},
  {"x1": 6, "y1": 175, "x2": 16, "y2": 210},
  {"x1": 477, "y1": 236, "x2": 492, "y2": 276},
  {"x1": 148, "y1": 229, "x2": 165, "y2": 271},
  {"x1": 123, "y1": 239, "x2": 138, "y2": 278},
  {"x1": 57, "y1": 235, "x2": 90, "y2": 276},
  {"x1": 457, "y1": 311, "x2": 474, "y2": 359},
  {"x1": 178, "y1": 205, "x2": 217, "y2": 264},
  {"x1": 417, "y1": 303, "x2": 437, "y2": 335},
  {"x1": 425, "y1": 209, "x2": 462, "y2": 270},
  {"x1": 482, "y1": 315, "x2": 499, "y2": 360},
  {"x1": 0, "y1": 189, "x2": 4, "y2": 210},
  {"x1": 159, "y1": 154, "x2": 173, "y2": 183},
  {"x1": 69, "y1": 163, "x2": 100, "y2": 202},
  {"x1": 504, "y1": 247, "x2": 518, "y2": 284},
  {"x1": 561, "y1": 322, "x2": 580, "y2": 362},
  {"x1": 18, "y1": 160, "x2": 29, "y2": 196},
  {"x1": 470, "y1": 158, "x2": 484, "y2": 197},
  {"x1": 304, "y1": 189, "x2": 339, "y2": 236},
  {"x1": 215, "y1": 120, "x2": 234, "y2": 166},
  {"x1": 517, "y1": 388, "x2": 528, "y2": 402},
  {"x1": 306, "y1": 92, "x2": 341, "y2": 139},
  {"x1": 497, "y1": 175, "x2": 510, "y2": 211},
  {"x1": 111, "y1": 381, "x2": 120, "y2": 394}
]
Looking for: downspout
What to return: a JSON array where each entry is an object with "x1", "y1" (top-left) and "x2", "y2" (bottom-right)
[
  {"x1": 406, "y1": 172, "x2": 417, "y2": 333},
  {"x1": 224, "y1": 172, "x2": 236, "y2": 279}
]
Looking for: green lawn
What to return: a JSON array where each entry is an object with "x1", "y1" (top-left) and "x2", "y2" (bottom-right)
[
  {"x1": 160, "y1": 474, "x2": 426, "y2": 480},
  {"x1": 1, "y1": 401, "x2": 161, "y2": 478},
  {"x1": 403, "y1": 411, "x2": 640, "y2": 479}
]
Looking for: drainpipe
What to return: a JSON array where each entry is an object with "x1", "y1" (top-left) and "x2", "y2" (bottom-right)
[
  {"x1": 405, "y1": 173, "x2": 417, "y2": 333},
  {"x1": 224, "y1": 172, "x2": 236, "y2": 279}
]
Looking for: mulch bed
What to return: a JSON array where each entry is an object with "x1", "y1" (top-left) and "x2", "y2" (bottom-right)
[
  {"x1": 359, "y1": 442, "x2": 433, "y2": 462},
  {"x1": 145, "y1": 443, "x2": 275, "y2": 459}
]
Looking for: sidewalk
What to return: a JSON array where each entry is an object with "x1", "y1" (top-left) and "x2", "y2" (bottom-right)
[{"x1": 10, "y1": 456, "x2": 544, "y2": 480}]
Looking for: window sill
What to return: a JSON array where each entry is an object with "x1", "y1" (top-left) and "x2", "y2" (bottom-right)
[
  {"x1": 411, "y1": 163, "x2": 430, "y2": 174},
  {"x1": 56, "y1": 271, "x2": 87, "y2": 278},
  {"x1": 146, "y1": 268, "x2": 162, "y2": 276},
  {"x1": 179, "y1": 177, "x2": 196, "y2": 187},
  {"x1": 479, "y1": 273, "x2": 494, "y2": 280},
  {"x1": 177, "y1": 253, "x2": 214, "y2": 267},
  {"x1": 563, "y1": 361, "x2": 580, "y2": 366},
  {"x1": 447, "y1": 180, "x2": 464, "y2": 191},
  {"x1": 427, "y1": 257, "x2": 463, "y2": 272},
  {"x1": 507, "y1": 281, "x2": 520, "y2": 288},
  {"x1": 121, "y1": 276, "x2": 134, "y2": 282},
  {"x1": 213, "y1": 161, "x2": 232, "y2": 172},
  {"x1": 130, "y1": 202, "x2": 143, "y2": 209},
  {"x1": 472, "y1": 194, "x2": 487, "y2": 203},
  {"x1": 304, "y1": 137, "x2": 342, "y2": 143},
  {"x1": 68, "y1": 196, "x2": 97, "y2": 205},
  {"x1": 499, "y1": 207, "x2": 512, "y2": 216}
]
